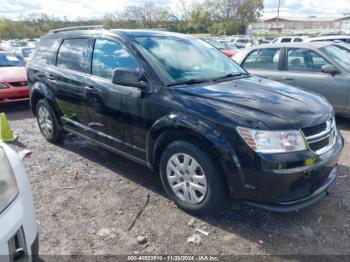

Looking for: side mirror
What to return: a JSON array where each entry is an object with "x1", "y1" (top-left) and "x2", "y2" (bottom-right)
[
  {"x1": 321, "y1": 64, "x2": 339, "y2": 75},
  {"x1": 112, "y1": 68, "x2": 148, "y2": 89}
]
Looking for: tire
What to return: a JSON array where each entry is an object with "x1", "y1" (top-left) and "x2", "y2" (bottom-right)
[
  {"x1": 36, "y1": 99, "x2": 62, "y2": 143},
  {"x1": 159, "y1": 140, "x2": 227, "y2": 215}
]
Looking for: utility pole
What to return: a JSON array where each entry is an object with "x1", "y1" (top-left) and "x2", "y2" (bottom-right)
[{"x1": 276, "y1": 0, "x2": 281, "y2": 32}]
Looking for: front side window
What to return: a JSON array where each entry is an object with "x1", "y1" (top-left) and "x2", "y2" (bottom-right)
[
  {"x1": 287, "y1": 48, "x2": 328, "y2": 72},
  {"x1": 57, "y1": 38, "x2": 91, "y2": 73},
  {"x1": 135, "y1": 36, "x2": 246, "y2": 84},
  {"x1": 92, "y1": 39, "x2": 139, "y2": 79},
  {"x1": 254, "y1": 48, "x2": 280, "y2": 70}
]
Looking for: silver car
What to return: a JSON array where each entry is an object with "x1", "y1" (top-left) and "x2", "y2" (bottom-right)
[{"x1": 234, "y1": 42, "x2": 350, "y2": 117}]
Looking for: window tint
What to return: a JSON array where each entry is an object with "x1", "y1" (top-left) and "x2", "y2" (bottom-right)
[
  {"x1": 34, "y1": 38, "x2": 60, "y2": 65},
  {"x1": 281, "y1": 38, "x2": 292, "y2": 43},
  {"x1": 287, "y1": 49, "x2": 328, "y2": 72},
  {"x1": 242, "y1": 50, "x2": 259, "y2": 69},
  {"x1": 57, "y1": 39, "x2": 91, "y2": 73},
  {"x1": 92, "y1": 39, "x2": 139, "y2": 79},
  {"x1": 254, "y1": 48, "x2": 280, "y2": 70}
]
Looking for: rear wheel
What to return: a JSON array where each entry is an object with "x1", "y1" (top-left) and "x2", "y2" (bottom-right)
[
  {"x1": 160, "y1": 141, "x2": 227, "y2": 215},
  {"x1": 36, "y1": 100, "x2": 62, "y2": 143}
]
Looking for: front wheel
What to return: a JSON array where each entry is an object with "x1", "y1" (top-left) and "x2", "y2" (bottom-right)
[{"x1": 159, "y1": 141, "x2": 227, "y2": 215}]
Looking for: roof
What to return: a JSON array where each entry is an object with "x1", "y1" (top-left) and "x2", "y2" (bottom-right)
[
  {"x1": 306, "y1": 35, "x2": 350, "y2": 42},
  {"x1": 46, "y1": 27, "x2": 188, "y2": 41},
  {"x1": 249, "y1": 42, "x2": 334, "y2": 49}
]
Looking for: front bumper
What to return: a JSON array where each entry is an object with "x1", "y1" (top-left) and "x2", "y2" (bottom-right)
[
  {"x1": 232, "y1": 131, "x2": 344, "y2": 212},
  {"x1": 0, "y1": 143, "x2": 38, "y2": 260},
  {"x1": 0, "y1": 87, "x2": 30, "y2": 104}
]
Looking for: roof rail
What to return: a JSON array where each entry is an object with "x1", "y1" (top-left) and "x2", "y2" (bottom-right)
[{"x1": 49, "y1": 25, "x2": 106, "y2": 34}]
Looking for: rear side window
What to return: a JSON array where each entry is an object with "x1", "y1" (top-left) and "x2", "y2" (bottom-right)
[
  {"x1": 254, "y1": 48, "x2": 280, "y2": 70},
  {"x1": 57, "y1": 39, "x2": 91, "y2": 73},
  {"x1": 34, "y1": 38, "x2": 60, "y2": 65},
  {"x1": 92, "y1": 39, "x2": 139, "y2": 79},
  {"x1": 242, "y1": 50, "x2": 259, "y2": 69}
]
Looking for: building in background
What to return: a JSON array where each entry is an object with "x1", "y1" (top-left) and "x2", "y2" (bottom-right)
[{"x1": 253, "y1": 16, "x2": 350, "y2": 34}]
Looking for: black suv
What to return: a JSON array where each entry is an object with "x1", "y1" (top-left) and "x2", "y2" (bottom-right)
[{"x1": 28, "y1": 27, "x2": 344, "y2": 214}]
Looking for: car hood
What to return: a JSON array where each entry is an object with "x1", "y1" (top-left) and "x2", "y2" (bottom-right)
[
  {"x1": 0, "y1": 66, "x2": 27, "y2": 83},
  {"x1": 177, "y1": 76, "x2": 333, "y2": 129}
]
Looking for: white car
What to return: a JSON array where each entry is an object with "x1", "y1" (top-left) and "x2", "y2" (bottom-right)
[
  {"x1": 305, "y1": 35, "x2": 350, "y2": 44},
  {"x1": 0, "y1": 142, "x2": 38, "y2": 261},
  {"x1": 271, "y1": 36, "x2": 307, "y2": 44}
]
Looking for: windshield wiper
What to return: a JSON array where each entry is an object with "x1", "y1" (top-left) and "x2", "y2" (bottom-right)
[
  {"x1": 213, "y1": 72, "x2": 250, "y2": 82},
  {"x1": 167, "y1": 78, "x2": 212, "y2": 87}
]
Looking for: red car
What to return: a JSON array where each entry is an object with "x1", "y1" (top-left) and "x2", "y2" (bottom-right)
[{"x1": 0, "y1": 52, "x2": 29, "y2": 104}]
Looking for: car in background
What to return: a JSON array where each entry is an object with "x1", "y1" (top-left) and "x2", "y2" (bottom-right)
[
  {"x1": 234, "y1": 42, "x2": 350, "y2": 117},
  {"x1": 272, "y1": 36, "x2": 306, "y2": 44},
  {"x1": 306, "y1": 35, "x2": 350, "y2": 44},
  {"x1": 0, "y1": 142, "x2": 38, "y2": 260},
  {"x1": 0, "y1": 52, "x2": 30, "y2": 104},
  {"x1": 217, "y1": 40, "x2": 239, "y2": 56},
  {"x1": 11, "y1": 47, "x2": 35, "y2": 63},
  {"x1": 231, "y1": 37, "x2": 252, "y2": 48},
  {"x1": 202, "y1": 37, "x2": 237, "y2": 57},
  {"x1": 258, "y1": 37, "x2": 274, "y2": 44}
]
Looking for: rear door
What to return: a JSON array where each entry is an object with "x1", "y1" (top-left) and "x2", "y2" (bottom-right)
[
  {"x1": 280, "y1": 48, "x2": 348, "y2": 114},
  {"x1": 53, "y1": 38, "x2": 94, "y2": 134}
]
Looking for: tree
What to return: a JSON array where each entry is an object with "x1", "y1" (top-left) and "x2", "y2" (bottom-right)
[{"x1": 237, "y1": 0, "x2": 264, "y2": 25}]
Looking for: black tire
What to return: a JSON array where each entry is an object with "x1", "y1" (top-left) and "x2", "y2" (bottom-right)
[
  {"x1": 35, "y1": 99, "x2": 62, "y2": 143},
  {"x1": 159, "y1": 141, "x2": 227, "y2": 215}
]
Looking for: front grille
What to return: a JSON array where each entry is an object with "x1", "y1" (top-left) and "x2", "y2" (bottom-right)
[
  {"x1": 309, "y1": 137, "x2": 331, "y2": 152},
  {"x1": 302, "y1": 122, "x2": 327, "y2": 137},
  {"x1": 302, "y1": 118, "x2": 336, "y2": 155},
  {"x1": 9, "y1": 81, "x2": 28, "y2": 87}
]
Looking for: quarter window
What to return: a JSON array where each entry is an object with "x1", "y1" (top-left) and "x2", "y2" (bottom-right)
[
  {"x1": 34, "y1": 38, "x2": 61, "y2": 65},
  {"x1": 57, "y1": 39, "x2": 91, "y2": 73},
  {"x1": 254, "y1": 48, "x2": 280, "y2": 70},
  {"x1": 287, "y1": 49, "x2": 328, "y2": 72},
  {"x1": 92, "y1": 39, "x2": 139, "y2": 79},
  {"x1": 242, "y1": 50, "x2": 259, "y2": 69}
]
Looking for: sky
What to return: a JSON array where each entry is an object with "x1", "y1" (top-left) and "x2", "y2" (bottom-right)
[{"x1": 1, "y1": 0, "x2": 350, "y2": 20}]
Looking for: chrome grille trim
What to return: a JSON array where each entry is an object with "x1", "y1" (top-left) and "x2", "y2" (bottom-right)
[{"x1": 302, "y1": 118, "x2": 337, "y2": 155}]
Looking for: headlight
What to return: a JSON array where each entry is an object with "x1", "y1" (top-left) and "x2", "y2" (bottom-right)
[
  {"x1": 237, "y1": 127, "x2": 307, "y2": 153},
  {"x1": 0, "y1": 146, "x2": 19, "y2": 213},
  {"x1": 0, "y1": 83, "x2": 9, "y2": 89}
]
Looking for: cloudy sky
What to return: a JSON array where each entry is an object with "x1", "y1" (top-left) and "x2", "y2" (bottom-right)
[{"x1": 1, "y1": 0, "x2": 350, "y2": 20}]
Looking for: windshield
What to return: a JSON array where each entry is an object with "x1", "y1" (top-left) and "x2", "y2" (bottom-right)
[
  {"x1": 0, "y1": 53, "x2": 25, "y2": 67},
  {"x1": 321, "y1": 45, "x2": 350, "y2": 72},
  {"x1": 22, "y1": 48, "x2": 34, "y2": 57},
  {"x1": 134, "y1": 36, "x2": 246, "y2": 85}
]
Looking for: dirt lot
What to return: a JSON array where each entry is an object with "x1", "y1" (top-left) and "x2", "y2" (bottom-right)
[{"x1": 2, "y1": 103, "x2": 350, "y2": 256}]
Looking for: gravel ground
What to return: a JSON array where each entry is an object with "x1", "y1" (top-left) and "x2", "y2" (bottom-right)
[{"x1": 2, "y1": 103, "x2": 350, "y2": 256}]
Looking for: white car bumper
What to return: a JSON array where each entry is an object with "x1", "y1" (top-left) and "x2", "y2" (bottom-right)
[{"x1": 0, "y1": 143, "x2": 38, "y2": 260}]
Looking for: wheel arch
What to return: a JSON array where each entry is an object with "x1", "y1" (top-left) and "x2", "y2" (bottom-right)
[
  {"x1": 146, "y1": 113, "x2": 241, "y2": 193},
  {"x1": 30, "y1": 82, "x2": 59, "y2": 117}
]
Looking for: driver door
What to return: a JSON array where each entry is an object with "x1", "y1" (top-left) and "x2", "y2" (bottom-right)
[{"x1": 281, "y1": 48, "x2": 348, "y2": 114}]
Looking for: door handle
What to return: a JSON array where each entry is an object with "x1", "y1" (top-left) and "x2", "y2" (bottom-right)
[
  {"x1": 85, "y1": 86, "x2": 95, "y2": 90},
  {"x1": 47, "y1": 75, "x2": 56, "y2": 81}
]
